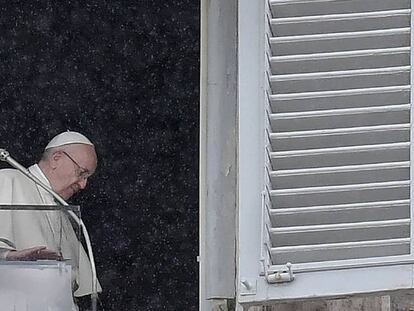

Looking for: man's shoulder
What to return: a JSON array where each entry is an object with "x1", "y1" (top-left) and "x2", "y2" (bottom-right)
[{"x1": 0, "y1": 168, "x2": 25, "y2": 180}]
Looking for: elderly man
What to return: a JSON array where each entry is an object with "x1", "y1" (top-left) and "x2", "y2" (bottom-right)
[{"x1": 0, "y1": 131, "x2": 101, "y2": 300}]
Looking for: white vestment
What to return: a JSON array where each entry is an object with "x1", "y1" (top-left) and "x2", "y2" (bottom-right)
[{"x1": 0, "y1": 164, "x2": 101, "y2": 297}]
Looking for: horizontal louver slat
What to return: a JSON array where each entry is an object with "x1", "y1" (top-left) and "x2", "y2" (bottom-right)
[
  {"x1": 271, "y1": 90, "x2": 410, "y2": 112},
  {"x1": 271, "y1": 28, "x2": 410, "y2": 43},
  {"x1": 270, "y1": 200, "x2": 410, "y2": 227},
  {"x1": 271, "y1": 66, "x2": 411, "y2": 81},
  {"x1": 272, "y1": 219, "x2": 410, "y2": 233},
  {"x1": 271, "y1": 238, "x2": 410, "y2": 264},
  {"x1": 272, "y1": 220, "x2": 410, "y2": 247},
  {"x1": 272, "y1": 142, "x2": 410, "y2": 157},
  {"x1": 273, "y1": 9, "x2": 410, "y2": 23},
  {"x1": 270, "y1": 104, "x2": 410, "y2": 119},
  {"x1": 271, "y1": 47, "x2": 410, "y2": 62},
  {"x1": 270, "y1": 86, "x2": 411, "y2": 100},
  {"x1": 270, "y1": 0, "x2": 410, "y2": 18},
  {"x1": 272, "y1": 161, "x2": 410, "y2": 176}
]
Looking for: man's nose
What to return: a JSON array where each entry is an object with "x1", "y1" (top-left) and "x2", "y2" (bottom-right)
[{"x1": 78, "y1": 178, "x2": 88, "y2": 189}]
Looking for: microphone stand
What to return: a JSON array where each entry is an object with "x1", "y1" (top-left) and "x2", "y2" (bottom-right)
[{"x1": 0, "y1": 149, "x2": 99, "y2": 311}]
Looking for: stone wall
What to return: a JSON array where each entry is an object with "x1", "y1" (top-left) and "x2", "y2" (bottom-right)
[{"x1": 247, "y1": 293, "x2": 414, "y2": 311}]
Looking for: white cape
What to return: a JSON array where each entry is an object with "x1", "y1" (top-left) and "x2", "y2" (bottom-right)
[{"x1": 0, "y1": 164, "x2": 101, "y2": 297}]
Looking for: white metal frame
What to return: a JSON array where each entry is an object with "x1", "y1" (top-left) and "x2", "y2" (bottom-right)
[
  {"x1": 237, "y1": 0, "x2": 267, "y2": 304},
  {"x1": 200, "y1": 0, "x2": 238, "y2": 310}
]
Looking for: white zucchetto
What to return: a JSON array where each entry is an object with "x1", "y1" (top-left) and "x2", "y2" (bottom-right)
[{"x1": 45, "y1": 131, "x2": 94, "y2": 150}]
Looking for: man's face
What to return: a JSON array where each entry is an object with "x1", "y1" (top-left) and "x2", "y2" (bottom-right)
[{"x1": 49, "y1": 144, "x2": 97, "y2": 200}]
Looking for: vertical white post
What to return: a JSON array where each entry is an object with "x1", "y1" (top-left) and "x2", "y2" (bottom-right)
[
  {"x1": 237, "y1": 0, "x2": 266, "y2": 309},
  {"x1": 200, "y1": 0, "x2": 238, "y2": 310}
]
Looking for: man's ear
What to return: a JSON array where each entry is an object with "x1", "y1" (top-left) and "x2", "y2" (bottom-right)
[{"x1": 50, "y1": 151, "x2": 63, "y2": 169}]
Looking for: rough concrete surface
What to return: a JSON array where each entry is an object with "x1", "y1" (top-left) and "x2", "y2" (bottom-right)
[{"x1": 246, "y1": 294, "x2": 414, "y2": 311}]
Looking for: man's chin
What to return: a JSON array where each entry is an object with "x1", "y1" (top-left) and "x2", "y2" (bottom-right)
[{"x1": 59, "y1": 191, "x2": 73, "y2": 201}]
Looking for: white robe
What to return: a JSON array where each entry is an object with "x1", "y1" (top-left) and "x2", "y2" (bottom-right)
[{"x1": 0, "y1": 164, "x2": 101, "y2": 297}]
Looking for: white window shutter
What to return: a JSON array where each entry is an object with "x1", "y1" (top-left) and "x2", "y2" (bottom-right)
[{"x1": 238, "y1": 0, "x2": 414, "y2": 306}]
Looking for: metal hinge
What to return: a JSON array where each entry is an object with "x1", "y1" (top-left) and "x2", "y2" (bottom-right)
[
  {"x1": 266, "y1": 262, "x2": 294, "y2": 284},
  {"x1": 239, "y1": 278, "x2": 257, "y2": 296}
]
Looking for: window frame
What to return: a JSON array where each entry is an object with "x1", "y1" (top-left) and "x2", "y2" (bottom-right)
[{"x1": 237, "y1": 0, "x2": 414, "y2": 306}]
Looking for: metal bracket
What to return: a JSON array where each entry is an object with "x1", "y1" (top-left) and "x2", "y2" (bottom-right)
[
  {"x1": 239, "y1": 278, "x2": 257, "y2": 295},
  {"x1": 266, "y1": 262, "x2": 294, "y2": 284}
]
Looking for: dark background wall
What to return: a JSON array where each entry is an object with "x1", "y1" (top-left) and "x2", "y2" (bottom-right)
[{"x1": 0, "y1": 1, "x2": 199, "y2": 310}]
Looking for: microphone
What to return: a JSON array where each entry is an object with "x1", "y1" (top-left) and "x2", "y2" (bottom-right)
[
  {"x1": 0, "y1": 148, "x2": 99, "y2": 311},
  {"x1": 0, "y1": 148, "x2": 9, "y2": 161}
]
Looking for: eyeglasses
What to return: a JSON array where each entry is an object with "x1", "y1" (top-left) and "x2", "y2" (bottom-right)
[{"x1": 61, "y1": 151, "x2": 91, "y2": 179}]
